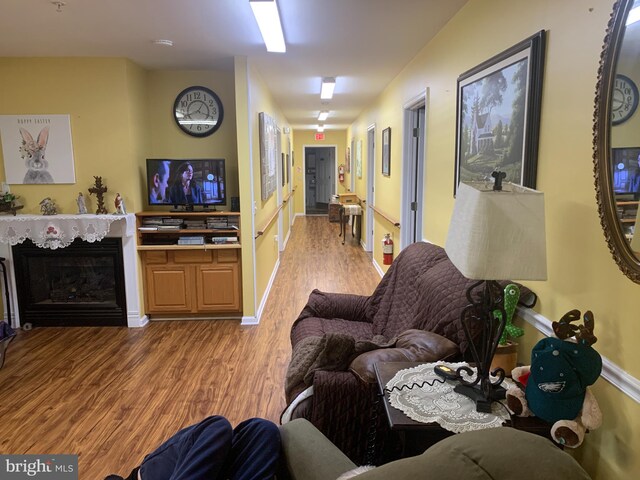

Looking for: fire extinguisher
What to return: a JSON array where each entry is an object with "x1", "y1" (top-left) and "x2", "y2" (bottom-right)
[
  {"x1": 338, "y1": 164, "x2": 345, "y2": 183},
  {"x1": 382, "y1": 233, "x2": 394, "y2": 265}
]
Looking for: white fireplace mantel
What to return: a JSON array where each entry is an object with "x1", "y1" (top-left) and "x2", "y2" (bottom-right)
[{"x1": 0, "y1": 213, "x2": 147, "y2": 328}]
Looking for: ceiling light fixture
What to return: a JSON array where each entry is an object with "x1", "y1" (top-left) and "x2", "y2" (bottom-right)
[
  {"x1": 153, "y1": 39, "x2": 174, "y2": 47},
  {"x1": 249, "y1": 0, "x2": 286, "y2": 53},
  {"x1": 317, "y1": 125, "x2": 325, "y2": 133},
  {"x1": 318, "y1": 111, "x2": 329, "y2": 121},
  {"x1": 320, "y1": 77, "x2": 336, "y2": 100}
]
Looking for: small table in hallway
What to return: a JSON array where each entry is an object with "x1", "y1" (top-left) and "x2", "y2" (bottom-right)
[{"x1": 339, "y1": 204, "x2": 362, "y2": 245}]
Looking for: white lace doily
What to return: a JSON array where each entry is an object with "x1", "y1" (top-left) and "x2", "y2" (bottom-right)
[
  {"x1": 386, "y1": 362, "x2": 514, "y2": 434},
  {"x1": 0, "y1": 214, "x2": 135, "y2": 249}
]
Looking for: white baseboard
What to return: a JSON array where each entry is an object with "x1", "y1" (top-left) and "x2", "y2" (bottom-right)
[
  {"x1": 241, "y1": 316, "x2": 259, "y2": 325},
  {"x1": 254, "y1": 258, "x2": 281, "y2": 325},
  {"x1": 518, "y1": 307, "x2": 640, "y2": 404},
  {"x1": 372, "y1": 257, "x2": 385, "y2": 278}
]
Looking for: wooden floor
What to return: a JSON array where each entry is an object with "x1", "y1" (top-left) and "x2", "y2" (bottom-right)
[{"x1": 0, "y1": 216, "x2": 381, "y2": 479}]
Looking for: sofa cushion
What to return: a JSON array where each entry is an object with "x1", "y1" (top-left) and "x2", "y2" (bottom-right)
[
  {"x1": 291, "y1": 317, "x2": 374, "y2": 346},
  {"x1": 349, "y1": 329, "x2": 460, "y2": 383},
  {"x1": 354, "y1": 427, "x2": 591, "y2": 480}
]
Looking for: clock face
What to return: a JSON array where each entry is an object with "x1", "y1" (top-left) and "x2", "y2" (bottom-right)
[
  {"x1": 611, "y1": 74, "x2": 639, "y2": 125},
  {"x1": 173, "y1": 86, "x2": 224, "y2": 137}
]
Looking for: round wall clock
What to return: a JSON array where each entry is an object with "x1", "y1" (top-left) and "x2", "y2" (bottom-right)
[
  {"x1": 611, "y1": 74, "x2": 639, "y2": 125},
  {"x1": 173, "y1": 86, "x2": 224, "y2": 137}
]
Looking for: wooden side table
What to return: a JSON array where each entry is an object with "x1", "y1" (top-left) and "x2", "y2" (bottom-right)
[{"x1": 374, "y1": 362, "x2": 556, "y2": 459}]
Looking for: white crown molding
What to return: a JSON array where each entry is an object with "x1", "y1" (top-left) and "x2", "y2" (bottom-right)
[{"x1": 518, "y1": 307, "x2": 640, "y2": 404}]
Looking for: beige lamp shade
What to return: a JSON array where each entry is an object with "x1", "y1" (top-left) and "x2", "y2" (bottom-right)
[{"x1": 445, "y1": 181, "x2": 547, "y2": 281}]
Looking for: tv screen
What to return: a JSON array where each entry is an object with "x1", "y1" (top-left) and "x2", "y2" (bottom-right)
[
  {"x1": 147, "y1": 158, "x2": 226, "y2": 208},
  {"x1": 612, "y1": 148, "x2": 640, "y2": 198}
]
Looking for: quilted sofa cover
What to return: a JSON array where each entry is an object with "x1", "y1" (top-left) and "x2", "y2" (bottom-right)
[{"x1": 285, "y1": 242, "x2": 537, "y2": 463}]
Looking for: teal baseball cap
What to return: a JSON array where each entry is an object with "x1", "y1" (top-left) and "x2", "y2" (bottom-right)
[{"x1": 525, "y1": 337, "x2": 602, "y2": 424}]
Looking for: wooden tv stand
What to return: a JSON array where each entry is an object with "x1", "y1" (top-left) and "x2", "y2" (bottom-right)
[{"x1": 136, "y1": 211, "x2": 242, "y2": 318}]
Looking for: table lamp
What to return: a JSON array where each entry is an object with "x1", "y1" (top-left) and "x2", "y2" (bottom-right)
[{"x1": 445, "y1": 174, "x2": 547, "y2": 412}]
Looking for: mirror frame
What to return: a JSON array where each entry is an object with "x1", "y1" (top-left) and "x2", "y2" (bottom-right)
[{"x1": 594, "y1": 0, "x2": 640, "y2": 283}]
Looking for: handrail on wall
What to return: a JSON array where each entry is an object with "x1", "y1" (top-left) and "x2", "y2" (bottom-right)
[
  {"x1": 369, "y1": 204, "x2": 400, "y2": 228},
  {"x1": 255, "y1": 186, "x2": 297, "y2": 239}
]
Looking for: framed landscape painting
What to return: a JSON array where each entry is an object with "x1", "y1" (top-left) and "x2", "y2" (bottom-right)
[{"x1": 454, "y1": 31, "x2": 546, "y2": 195}]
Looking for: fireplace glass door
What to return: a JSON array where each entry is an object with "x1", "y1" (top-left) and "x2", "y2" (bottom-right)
[{"x1": 12, "y1": 238, "x2": 127, "y2": 327}]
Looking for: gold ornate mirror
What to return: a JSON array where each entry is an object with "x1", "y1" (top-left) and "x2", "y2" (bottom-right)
[{"x1": 594, "y1": 0, "x2": 640, "y2": 283}]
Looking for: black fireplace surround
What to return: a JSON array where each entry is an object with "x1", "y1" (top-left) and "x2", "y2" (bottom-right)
[{"x1": 12, "y1": 238, "x2": 127, "y2": 327}]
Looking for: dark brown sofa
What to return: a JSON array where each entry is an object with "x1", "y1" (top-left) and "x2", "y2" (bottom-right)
[{"x1": 283, "y1": 242, "x2": 536, "y2": 464}]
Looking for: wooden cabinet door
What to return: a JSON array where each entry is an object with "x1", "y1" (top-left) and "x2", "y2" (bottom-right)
[
  {"x1": 145, "y1": 265, "x2": 193, "y2": 313},
  {"x1": 195, "y1": 263, "x2": 241, "y2": 312}
]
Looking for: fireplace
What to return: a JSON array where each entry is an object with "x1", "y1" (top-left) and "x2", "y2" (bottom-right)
[{"x1": 12, "y1": 238, "x2": 127, "y2": 327}]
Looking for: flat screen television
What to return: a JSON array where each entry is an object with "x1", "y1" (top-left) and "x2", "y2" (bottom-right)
[
  {"x1": 147, "y1": 158, "x2": 226, "y2": 209},
  {"x1": 612, "y1": 148, "x2": 640, "y2": 199}
]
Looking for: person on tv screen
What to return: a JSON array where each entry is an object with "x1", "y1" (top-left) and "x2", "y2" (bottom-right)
[
  {"x1": 149, "y1": 160, "x2": 171, "y2": 204},
  {"x1": 169, "y1": 162, "x2": 203, "y2": 205}
]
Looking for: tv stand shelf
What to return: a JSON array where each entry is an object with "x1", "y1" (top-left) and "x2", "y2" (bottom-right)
[{"x1": 135, "y1": 211, "x2": 242, "y2": 317}]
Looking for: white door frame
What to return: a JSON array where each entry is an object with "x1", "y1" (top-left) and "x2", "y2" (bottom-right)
[
  {"x1": 365, "y1": 124, "x2": 376, "y2": 251},
  {"x1": 401, "y1": 90, "x2": 427, "y2": 249},
  {"x1": 276, "y1": 128, "x2": 284, "y2": 252}
]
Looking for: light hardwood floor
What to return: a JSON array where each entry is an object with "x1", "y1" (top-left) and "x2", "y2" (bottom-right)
[{"x1": 0, "y1": 216, "x2": 381, "y2": 479}]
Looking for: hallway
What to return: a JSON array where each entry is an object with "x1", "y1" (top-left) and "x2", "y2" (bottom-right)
[{"x1": 0, "y1": 216, "x2": 381, "y2": 479}]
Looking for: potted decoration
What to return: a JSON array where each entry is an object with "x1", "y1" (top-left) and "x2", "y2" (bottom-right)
[
  {"x1": 0, "y1": 192, "x2": 22, "y2": 216},
  {"x1": 490, "y1": 283, "x2": 524, "y2": 376}
]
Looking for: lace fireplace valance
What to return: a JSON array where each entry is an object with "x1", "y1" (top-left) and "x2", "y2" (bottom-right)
[{"x1": 0, "y1": 214, "x2": 135, "y2": 249}]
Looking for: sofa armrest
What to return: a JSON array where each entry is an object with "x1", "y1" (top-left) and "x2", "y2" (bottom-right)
[
  {"x1": 296, "y1": 289, "x2": 371, "y2": 324},
  {"x1": 280, "y1": 419, "x2": 356, "y2": 480},
  {"x1": 349, "y1": 329, "x2": 460, "y2": 383}
]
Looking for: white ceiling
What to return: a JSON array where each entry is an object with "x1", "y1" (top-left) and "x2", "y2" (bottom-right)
[{"x1": 0, "y1": 0, "x2": 468, "y2": 130}]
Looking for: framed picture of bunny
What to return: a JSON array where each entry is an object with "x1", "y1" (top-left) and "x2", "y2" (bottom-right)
[{"x1": 0, "y1": 114, "x2": 76, "y2": 184}]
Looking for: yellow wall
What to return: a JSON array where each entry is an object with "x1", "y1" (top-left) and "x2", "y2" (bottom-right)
[
  {"x1": 347, "y1": 1, "x2": 640, "y2": 478},
  {"x1": 292, "y1": 129, "x2": 347, "y2": 214},
  {"x1": 246, "y1": 60, "x2": 291, "y2": 311},
  {"x1": 145, "y1": 69, "x2": 239, "y2": 207},
  {"x1": 0, "y1": 58, "x2": 142, "y2": 213}
]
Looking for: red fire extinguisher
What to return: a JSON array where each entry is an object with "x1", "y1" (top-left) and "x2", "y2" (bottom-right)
[{"x1": 382, "y1": 233, "x2": 394, "y2": 265}]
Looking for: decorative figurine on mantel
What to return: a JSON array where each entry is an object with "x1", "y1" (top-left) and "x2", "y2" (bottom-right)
[
  {"x1": 0, "y1": 192, "x2": 23, "y2": 216},
  {"x1": 39, "y1": 197, "x2": 57, "y2": 215},
  {"x1": 76, "y1": 192, "x2": 87, "y2": 214},
  {"x1": 114, "y1": 193, "x2": 126, "y2": 215},
  {"x1": 88, "y1": 176, "x2": 108, "y2": 214}
]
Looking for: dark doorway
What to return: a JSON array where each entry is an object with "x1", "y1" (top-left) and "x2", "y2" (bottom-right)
[
  {"x1": 305, "y1": 146, "x2": 335, "y2": 215},
  {"x1": 12, "y1": 238, "x2": 127, "y2": 327}
]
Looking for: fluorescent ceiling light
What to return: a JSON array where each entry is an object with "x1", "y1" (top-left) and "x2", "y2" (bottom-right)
[
  {"x1": 318, "y1": 111, "x2": 329, "y2": 121},
  {"x1": 250, "y1": 0, "x2": 286, "y2": 53},
  {"x1": 627, "y1": 6, "x2": 640, "y2": 25},
  {"x1": 317, "y1": 125, "x2": 324, "y2": 132},
  {"x1": 320, "y1": 77, "x2": 336, "y2": 99}
]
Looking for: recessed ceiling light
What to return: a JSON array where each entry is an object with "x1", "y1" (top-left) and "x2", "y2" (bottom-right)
[
  {"x1": 317, "y1": 125, "x2": 325, "y2": 133},
  {"x1": 318, "y1": 111, "x2": 329, "y2": 121},
  {"x1": 153, "y1": 39, "x2": 174, "y2": 47},
  {"x1": 320, "y1": 77, "x2": 336, "y2": 100}
]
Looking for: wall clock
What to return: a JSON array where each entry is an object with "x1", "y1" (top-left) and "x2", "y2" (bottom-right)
[
  {"x1": 611, "y1": 74, "x2": 639, "y2": 125},
  {"x1": 173, "y1": 86, "x2": 224, "y2": 137}
]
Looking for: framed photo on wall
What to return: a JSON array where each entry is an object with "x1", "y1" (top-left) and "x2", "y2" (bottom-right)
[
  {"x1": 0, "y1": 114, "x2": 76, "y2": 184},
  {"x1": 454, "y1": 30, "x2": 546, "y2": 195},
  {"x1": 382, "y1": 127, "x2": 391, "y2": 176}
]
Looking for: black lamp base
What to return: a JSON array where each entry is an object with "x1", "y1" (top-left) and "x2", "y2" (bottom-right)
[{"x1": 454, "y1": 383, "x2": 507, "y2": 413}]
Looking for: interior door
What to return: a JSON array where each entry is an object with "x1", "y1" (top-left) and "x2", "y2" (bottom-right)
[{"x1": 402, "y1": 104, "x2": 426, "y2": 247}]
